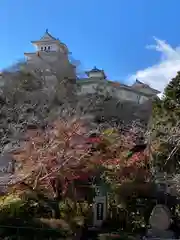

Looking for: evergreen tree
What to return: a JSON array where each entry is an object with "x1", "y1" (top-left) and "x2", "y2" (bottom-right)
[
  {"x1": 150, "y1": 72, "x2": 180, "y2": 174},
  {"x1": 164, "y1": 71, "x2": 180, "y2": 105}
]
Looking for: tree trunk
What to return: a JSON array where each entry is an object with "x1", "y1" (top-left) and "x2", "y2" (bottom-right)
[{"x1": 51, "y1": 178, "x2": 63, "y2": 218}]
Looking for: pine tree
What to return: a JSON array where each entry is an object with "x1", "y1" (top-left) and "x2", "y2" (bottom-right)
[
  {"x1": 164, "y1": 71, "x2": 180, "y2": 105},
  {"x1": 150, "y1": 71, "x2": 180, "y2": 174}
]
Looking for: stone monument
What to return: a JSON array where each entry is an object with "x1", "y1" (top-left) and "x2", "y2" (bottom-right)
[{"x1": 146, "y1": 204, "x2": 175, "y2": 239}]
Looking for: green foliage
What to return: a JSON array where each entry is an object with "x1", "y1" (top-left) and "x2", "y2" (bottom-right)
[
  {"x1": 0, "y1": 192, "x2": 53, "y2": 220},
  {"x1": 59, "y1": 198, "x2": 90, "y2": 221},
  {"x1": 164, "y1": 71, "x2": 180, "y2": 104},
  {"x1": 150, "y1": 71, "x2": 180, "y2": 173},
  {"x1": 0, "y1": 192, "x2": 87, "y2": 239}
]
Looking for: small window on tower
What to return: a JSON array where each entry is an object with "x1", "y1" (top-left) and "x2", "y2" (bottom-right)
[{"x1": 44, "y1": 46, "x2": 47, "y2": 51}]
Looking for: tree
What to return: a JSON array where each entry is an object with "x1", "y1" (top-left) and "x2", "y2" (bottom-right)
[
  {"x1": 0, "y1": 49, "x2": 153, "y2": 235},
  {"x1": 0, "y1": 49, "x2": 152, "y2": 155},
  {"x1": 7, "y1": 119, "x2": 148, "y2": 190},
  {"x1": 0, "y1": 116, "x2": 149, "y2": 219},
  {"x1": 149, "y1": 72, "x2": 180, "y2": 176},
  {"x1": 0, "y1": 54, "x2": 122, "y2": 154},
  {"x1": 164, "y1": 71, "x2": 180, "y2": 105},
  {"x1": 0, "y1": 52, "x2": 78, "y2": 154}
]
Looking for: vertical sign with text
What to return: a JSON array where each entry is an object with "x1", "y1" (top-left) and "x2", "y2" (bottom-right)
[{"x1": 93, "y1": 196, "x2": 107, "y2": 227}]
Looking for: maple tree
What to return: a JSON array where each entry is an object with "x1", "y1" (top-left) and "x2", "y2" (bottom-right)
[
  {"x1": 3, "y1": 118, "x2": 149, "y2": 201},
  {"x1": 0, "y1": 116, "x2": 150, "y2": 227}
]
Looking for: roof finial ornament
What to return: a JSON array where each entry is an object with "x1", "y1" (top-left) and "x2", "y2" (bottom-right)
[{"x1": 46, "y1": 28, "x2": 48, "y2": 33}]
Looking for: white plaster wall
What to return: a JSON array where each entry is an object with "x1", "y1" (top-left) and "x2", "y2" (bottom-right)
[
  {"x1": 79, "y1": 84, "x2": 98, "y2": 94},
  {"x1": 78, "y1": 83, "x2": 116, "y2": 96},
  {"x1": 139, "y1": 95, "x2": 149, "y2": 104},
  {"x1": 26, "y1": 55, "x2": 33, "y2": 61},
  {"x1": 37, "y1": 43, "x2": 60, "y2": 52},
  {"x1": 88, "y1": 72, "x2": 104, "y2": 78},
  {"x1": 137, "y1": 87, "x2": 156, "y2": 96},
  {"x1": 78, "y1": 84, "x2": 143, "y2": 104},
  {"x1": 26, "y1": 52, "x2": 69, "y2": 69},
  {"x1": 116, "y1": 89, "x2": 139, "y2": 102},
  {"x1": 104, "y1": 85, "x2": 114, "y2": 94}
]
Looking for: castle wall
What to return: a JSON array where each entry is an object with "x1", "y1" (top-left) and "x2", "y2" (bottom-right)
[{"x1": 77, "y1": 81, "x2": 149, "y2": 104}]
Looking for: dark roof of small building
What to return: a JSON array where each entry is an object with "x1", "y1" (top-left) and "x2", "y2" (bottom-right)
[
  {"x1": 132, "y1": 79, "x2": 160, "y2": 94},
  {"x1": 90, "y1": 66, "x2": 102, "y2": 72}
]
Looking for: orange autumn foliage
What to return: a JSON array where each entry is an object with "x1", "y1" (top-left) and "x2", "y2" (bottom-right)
[{"x1": 9, "y1": 119, "x2": 149, "y2": 198}]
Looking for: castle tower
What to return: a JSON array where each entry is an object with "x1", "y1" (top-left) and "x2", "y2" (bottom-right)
[
  {"x1": 132, "y1": 79, "x2": 160, "y2": 96},
  {"x1": 24, "y1": 29, "x2": 69, "y2": 61},
  {"x1": 24, "y1": 30, "x2": 76, "y2": 87},
  {"x1": 85, "y1": 66, "x2": 106, "y2": 79}
]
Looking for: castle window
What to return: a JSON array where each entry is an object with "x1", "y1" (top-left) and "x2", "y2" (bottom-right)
[
  {"x1": 44, "y1": 46, "x2": 47, "y2": 51},
  {"x1": 48, "y1": 46, "x2": 50, "y2": 51},
  {"x1": 41, "y1": 46, "x2": 43, "y2": 51}
]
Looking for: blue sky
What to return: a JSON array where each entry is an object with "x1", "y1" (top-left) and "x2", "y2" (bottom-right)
[{"x1": 1, "y1": 0, "x2": 180, "y2": 92}]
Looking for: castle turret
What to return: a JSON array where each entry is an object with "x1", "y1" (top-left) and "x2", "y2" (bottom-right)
[
  {"x1": 23, "y1": 30, "x2": 75, "y2": 87},
  {"x1": 24, "y1": 29, "x2": 69, "y2": 61},
  {"x1": 132, "y1": 79, "x2": 160, "y2": 96},
  {"x1": 85, "y1": 66, "x2": 106, "y2": 79}
]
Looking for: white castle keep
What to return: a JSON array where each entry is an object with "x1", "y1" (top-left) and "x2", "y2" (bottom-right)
[{"x1": 4, "y1": 30, "x2": 161, "y2": 104}]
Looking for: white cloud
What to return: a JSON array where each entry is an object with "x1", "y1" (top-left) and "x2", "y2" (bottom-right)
[{"x1": 129, "y1": 37, "x2": 180, "y2": 95}]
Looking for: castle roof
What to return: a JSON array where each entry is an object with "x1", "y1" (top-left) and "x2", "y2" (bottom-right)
[
  {"x1": 132, "y1": 79, "x2": 160, "y2": 95},
  {"x1": 31, "y1": 29, "x2": 60, "y2": 44},
  {"x1": 40, "y1": 29, "x2": 57, "y2": 41}
]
